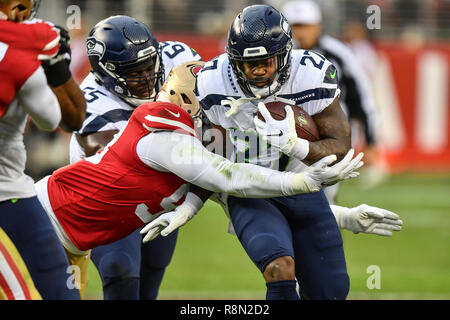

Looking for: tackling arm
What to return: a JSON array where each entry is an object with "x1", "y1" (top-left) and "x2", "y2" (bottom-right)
[
  {"x1": 138, "y1": 131, "x2": 363, "y2": 242},
  {"x1": 138, "y1": 131, "x2": 361, "y2": 198}
]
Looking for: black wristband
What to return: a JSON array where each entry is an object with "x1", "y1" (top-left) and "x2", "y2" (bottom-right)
[{"x1": 42, "y1": 59, "x2": 72, "y2": 87}]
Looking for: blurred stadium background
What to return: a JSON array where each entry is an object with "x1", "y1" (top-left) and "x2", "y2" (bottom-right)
[{"x1": 27, "y1": 0, "x2": 449, "y2": 299}]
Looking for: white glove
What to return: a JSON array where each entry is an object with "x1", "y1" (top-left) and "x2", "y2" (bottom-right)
[
  {"x1": 301, "y1": 149, "x2": 364, "y2": 192},
  {"x1": 254, "y1": 102, "x2": 308, "y2": 158},
  {"x1": 221, "y1": 95, "x2": 261, "y2": 117},
  {"x1": 332, "y1": 204, "x2": 403, "y2": 236},
  {"x1": 140, "y1": 193, "x2": 203, "y2": 243}
]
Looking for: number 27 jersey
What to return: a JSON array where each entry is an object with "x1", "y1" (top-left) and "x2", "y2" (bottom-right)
[{"x1": 47, "y1": 102, "x2": 196, "y2": 251}]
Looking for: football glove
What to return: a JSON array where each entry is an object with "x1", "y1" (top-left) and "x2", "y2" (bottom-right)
[
  {"x1": 254, "y1": 102, "x2": 308, "y2": 158},
  {"x1": 140, "y1": 193, "x2": 203, "y2": 243},
  {"x1": 300, "y1": 149, "x2": 364, "y2": 192},
  {"x1": 221, "y1": 95, "x2": 261, "y2": 117},
  {"x1": 332, "y1": 204, "x2": 403, "y2": 236},
  {"x1": 41, "y1": 26, "x2": 72, "y2": 87}
]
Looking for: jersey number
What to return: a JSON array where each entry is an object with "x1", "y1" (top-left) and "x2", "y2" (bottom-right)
[
  {"x1": 300, "y1": 50, "x2": 325, "y2": 70},
  {"x1": 0, "y1": 41, "x2": 9, "y2": 63},
  {"x1": 134, "y1": 184, "x2": 188, "y2": 223},
  {"x1": 162, "y1": 42, "x2": 186, "y2": 59},
  {"x1": 202, "y1": 59, "x2": 218, "y2": 72},
  {"x1": 83, "y1": 86, "x2": 107, "y2": 103}
]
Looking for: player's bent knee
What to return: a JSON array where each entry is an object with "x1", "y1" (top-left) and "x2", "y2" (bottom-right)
[
  {"x1": 98, "y1": 251, "x2": 139, "y2": 280},
  {"x1": 263, "y1": 256, "x2": 295, "y2": 282},
  {"x1": 314, "y1": 272, "x2": 349, "y2": 300},
  {"x1": 324, "y1": 272, "x2": 349, "y2": 300}
]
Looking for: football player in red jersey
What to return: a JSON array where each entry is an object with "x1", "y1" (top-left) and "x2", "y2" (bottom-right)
[
  {"x1": 34, "y1": 61, "x2": 364, "y2": 298},
  {"x1": 0, "y1": 0, "x2": 84, "y2": 299}
]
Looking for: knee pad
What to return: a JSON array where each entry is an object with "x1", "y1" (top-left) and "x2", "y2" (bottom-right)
[
  {"x1": 97, "y1": 251, "x2": 139, "y2": 280},
  {"x1": 140, "y1": 230, "x2": 178, "y2": 269},
  {"x1": 321, "y1": 271, "x2": 349, "y2": 300},
  {"x1": 245, "y1": 233, "x2": 291, "y2": 273}
]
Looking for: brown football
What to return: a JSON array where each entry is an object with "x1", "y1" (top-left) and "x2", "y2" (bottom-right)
[{"x1": 257, "y1": 101, "x2": 320, "y2": 142}]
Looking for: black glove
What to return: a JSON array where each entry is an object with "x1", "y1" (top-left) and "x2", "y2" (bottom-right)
[{"x1": 42, "y1": 26, "x2": 72, "y2": 87}]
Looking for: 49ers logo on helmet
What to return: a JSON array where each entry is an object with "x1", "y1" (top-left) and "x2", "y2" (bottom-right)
[{"x1": 189, "y1": 64, "x2": 203, "y2": 77}]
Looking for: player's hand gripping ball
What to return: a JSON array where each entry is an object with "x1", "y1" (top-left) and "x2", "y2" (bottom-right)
[{"x1": 257, "y1": 101, "x2": 320, "y2": 142}]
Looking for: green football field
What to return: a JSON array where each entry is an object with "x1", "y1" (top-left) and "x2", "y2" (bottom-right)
[{"x1": 84, "y1": 171, "x2": 450, "y2": 300}]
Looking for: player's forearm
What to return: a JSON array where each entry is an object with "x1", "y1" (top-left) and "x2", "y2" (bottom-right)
[
  {"x1": 143, "y1": 132, "x2": 314, "y2": 198},
  {"x1": 305, "y1": 98, "x2": 351, "y2": 164},
  {"x1": 50, "y1": 77, "x2": 86, "y2": 131},
  {"x1": 19, "y1": 66, "x2": 61, "y2": 131},
  {"x1": 177, "y1": 143, "x2": 318, "y2": 197},
  {"x1": 189, "y1": 184, "x2": 214, "y2": 203},
  {"x1": 305, "y1": 137, "x2": 349, "y2": 164}
]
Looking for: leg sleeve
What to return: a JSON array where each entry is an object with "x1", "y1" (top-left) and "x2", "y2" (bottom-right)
[
  {"x1": 139, "y1": 229, "x2": 178, "y2": 300},
  {"x1": 90, "y1": 229, "x2": 141, "y2": 300},
  {"x1": 281, "y1": 191, "x2": 349, "y2": 300}
]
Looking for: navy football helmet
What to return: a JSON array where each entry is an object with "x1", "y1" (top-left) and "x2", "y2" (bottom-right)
[
  {"x1": 87, "y1": 15, "x2": 164, "y2": 106},
  {"x1": 226, "y1": 5, "x2": 293, "y2": 98}
]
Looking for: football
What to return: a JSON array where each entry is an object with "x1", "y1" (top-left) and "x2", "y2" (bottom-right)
[{"x1": 257, "y1": 101, "x2": 320, "y2": 142}]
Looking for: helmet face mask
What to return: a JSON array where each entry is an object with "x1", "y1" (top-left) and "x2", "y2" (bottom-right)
[
  {"x1": 226, "y1": 5, "x2": 293, "y2": 98},
  {"x1": 234, "y1": 55, "x2": 279, "y2": 88},
  {"x1": 87, "y1": 15, "x2": 164, "y2": 107}
]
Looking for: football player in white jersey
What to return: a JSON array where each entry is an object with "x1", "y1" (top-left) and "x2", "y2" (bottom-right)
[
  {"x1": 190, "y1": 5, "x2": 401, "y2": 300},
  {"x1": 68, "y1": 15, "x2": 201, "y2": 300}
]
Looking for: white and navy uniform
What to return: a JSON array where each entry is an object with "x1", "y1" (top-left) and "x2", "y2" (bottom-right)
[
  {"x1": 196, "y1": 50, "x2": 349, "y2": 300},
  {"x1": 68, "y1": 40, "x2": 201, "y2": 300},
  {"x1": 197, "y1": 50, "x2": 340, "y2": 174},
  {"x1": 69, "y1": 41, "x2": 201, "y2": 163}
]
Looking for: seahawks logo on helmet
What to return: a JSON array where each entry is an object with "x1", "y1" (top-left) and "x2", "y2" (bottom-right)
[{"x1": 86, "y1": 37, "x2": 106, "y2": 59}]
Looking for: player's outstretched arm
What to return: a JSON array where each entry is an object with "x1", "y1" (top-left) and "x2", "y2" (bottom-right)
[
  {"x1": 138, "y1": 132, "x2": 364, "y2": 242},
  {"x1": 141, "y1": 131, "x2": 364, "y2": 198},
  {"x1": 331, "y1": 204, "x2": 403, "y2": 236}
]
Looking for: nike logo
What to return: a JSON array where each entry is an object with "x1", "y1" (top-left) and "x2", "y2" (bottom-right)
[
  {"x1": 265, "y1": 130, "x2": 283, "y2": 137},
  {"x1": 330, "y1": 69, "x2": 337, "y2": 79},
  {"x1": 165, "y1": 108, "x2": 180, "y2": 118}
]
